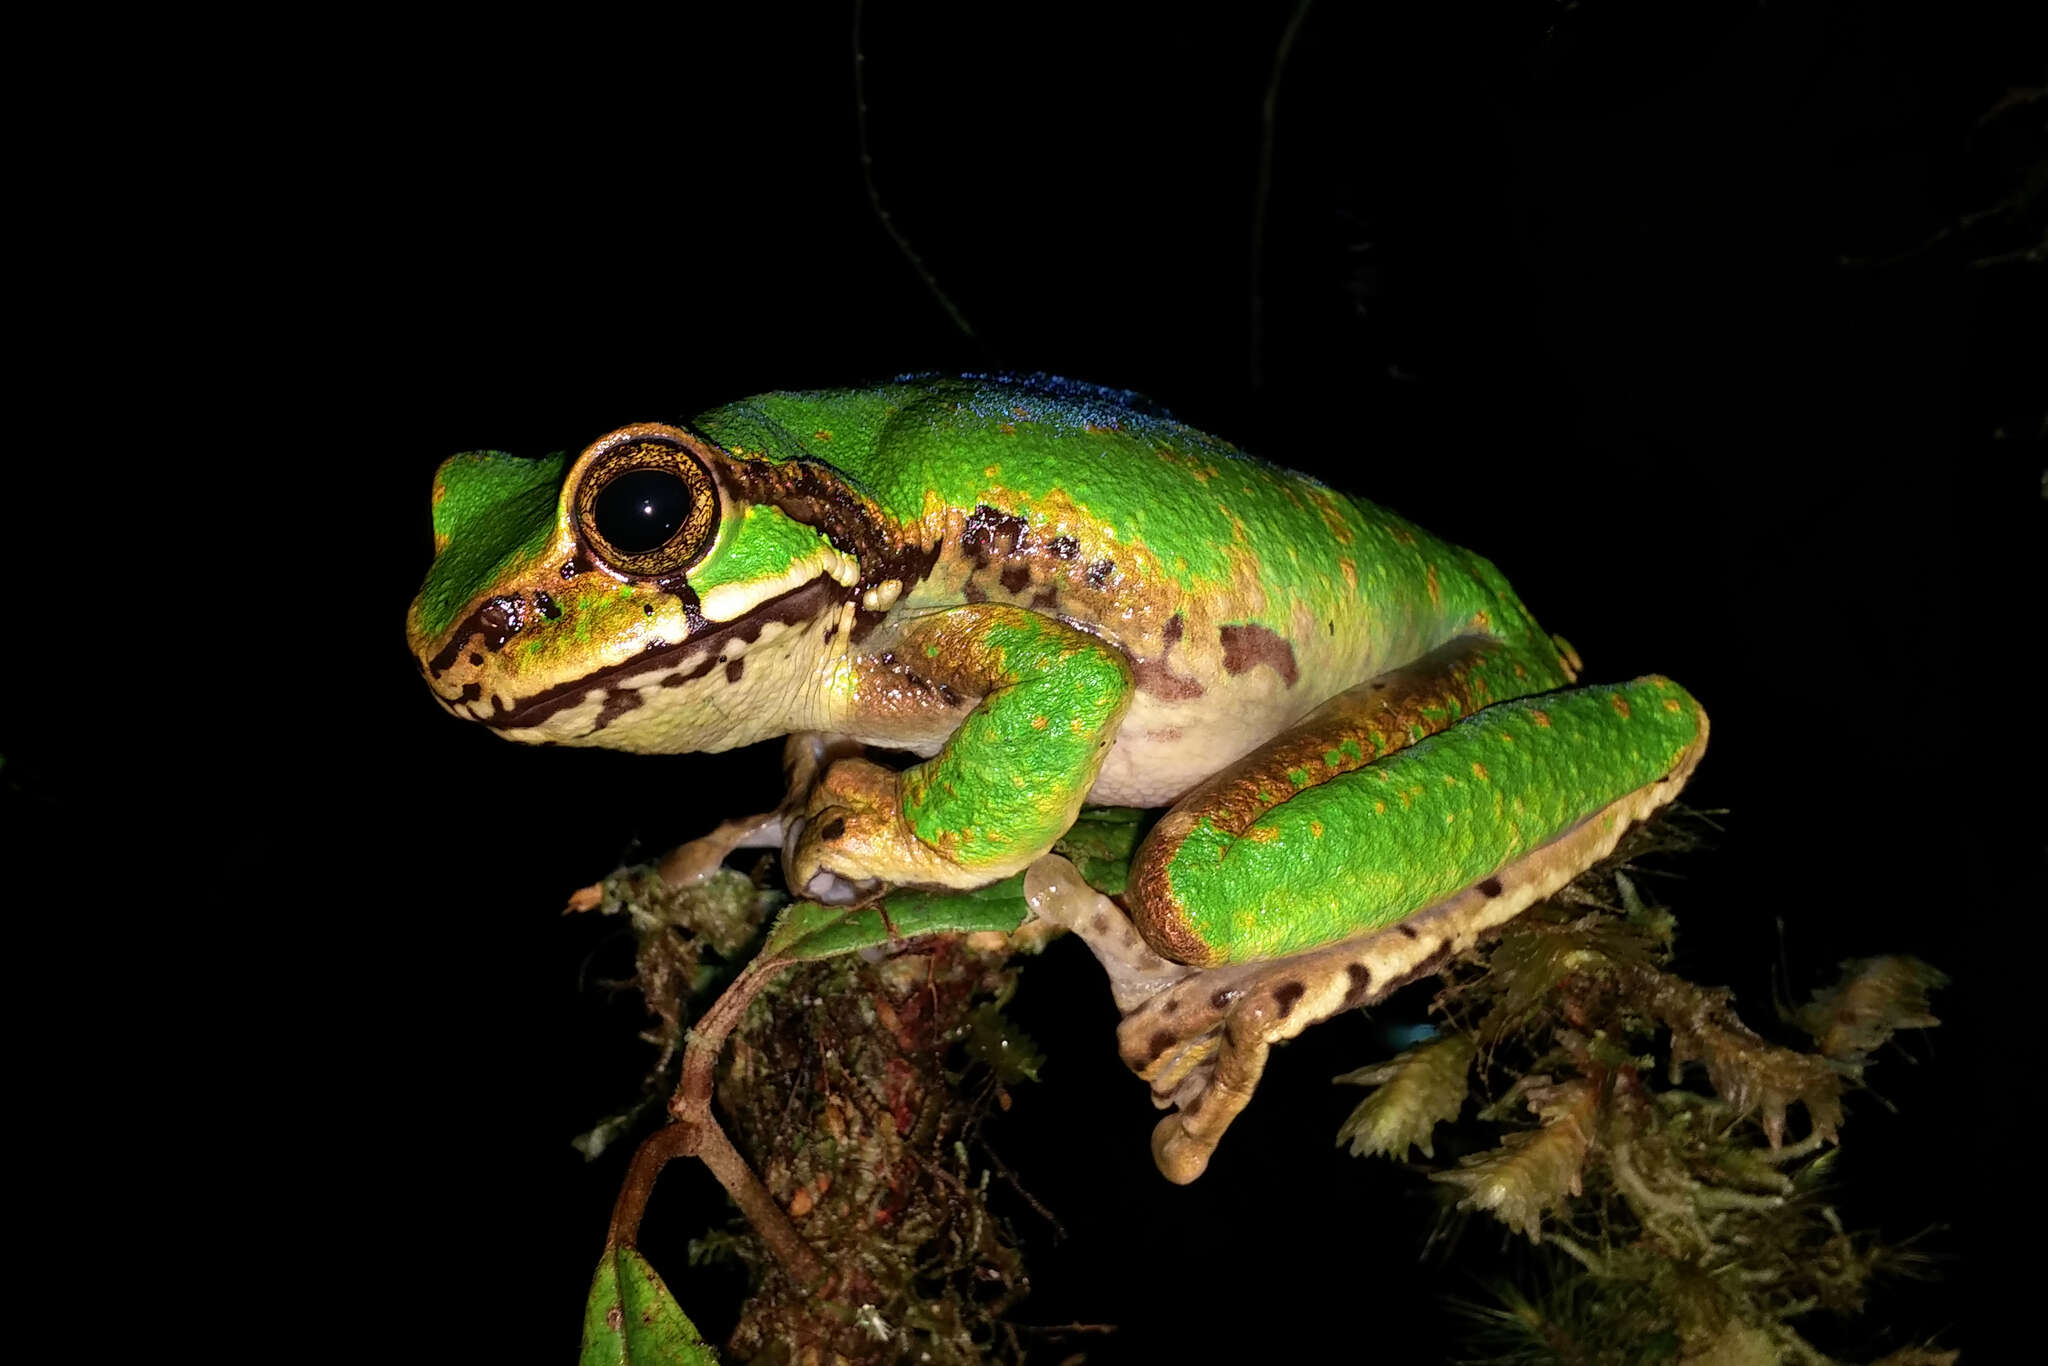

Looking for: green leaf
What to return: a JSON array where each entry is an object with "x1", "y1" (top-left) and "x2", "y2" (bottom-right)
[
  {"x1": 759, "y1": 875, "x2": 1032, "y2": 962},
  {"x1": 1054, "y1": 805, "x2": 1149, "y2": 894},
  {"x1": 580, "y1": 1247, "x2": 718, "y2": 1366}
]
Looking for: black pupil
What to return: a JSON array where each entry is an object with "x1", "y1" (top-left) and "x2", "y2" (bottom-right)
[{"x1": 594, "y1": 468, "x2": 691, "y2": 555}]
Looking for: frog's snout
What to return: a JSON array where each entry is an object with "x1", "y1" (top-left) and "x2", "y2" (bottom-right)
[{"x1": 409, "y1": 605, "x2": 503, "y2": 724}]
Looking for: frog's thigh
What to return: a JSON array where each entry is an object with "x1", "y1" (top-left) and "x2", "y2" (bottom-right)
[{"x1": 1123, "y1": 674, "x2": 1708, "y2": 1182}]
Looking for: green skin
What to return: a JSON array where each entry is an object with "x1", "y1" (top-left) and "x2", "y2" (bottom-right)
[{"x1": 409, "y1": 374, "x2": 1708, "y2": 1181}]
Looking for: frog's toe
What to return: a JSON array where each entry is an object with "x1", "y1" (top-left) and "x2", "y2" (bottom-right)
[
  {"x1": 781, "y1": 812, "x2": 808, "y2": 875},
  {"x1": 801, "y1": 866, "x2": 876, "y2": 905},
  {"x1": 1151, "y1": 1115, "x2": 1214, "y2": 1185}
]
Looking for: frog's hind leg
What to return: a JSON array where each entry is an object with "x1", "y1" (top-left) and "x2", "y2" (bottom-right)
[{"x1": 1114, "y1": 649, "x2": 1707, "y2": 1181}]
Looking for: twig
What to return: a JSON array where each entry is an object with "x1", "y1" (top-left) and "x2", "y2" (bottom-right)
[
  {"x1": 1249, "y1": 0, "x2": 1315, "y2": 388},
  {"x1": 853, "y1": 0, "x2": 977, "y2": 341},
  {"x1": 643, "y1": 955, "x2": 832, "y2": 1290}
]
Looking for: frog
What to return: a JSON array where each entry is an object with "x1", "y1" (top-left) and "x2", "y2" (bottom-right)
[{"x1": 407, "y1": 373, "x2": 1707, "y2": 1183}]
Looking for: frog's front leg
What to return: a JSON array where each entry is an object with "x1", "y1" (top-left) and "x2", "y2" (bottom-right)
[
  {"x1": 788, "y1": 605, "x2": 1135, "y2": 900},
  {"x1": 1059, "y1": 641, "x2": 1709, "y2": 1182}
]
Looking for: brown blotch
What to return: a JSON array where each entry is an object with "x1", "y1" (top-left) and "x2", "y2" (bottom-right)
[
  {"x1": 1086, "y1": 558, "x2": 1114, "y2": 588},
  {"x1": 819, "y1": 816, "x2": 847, "y2": 842},
  {"x1": 1342, "y1": 962, "x2": 1374, "y2": 1007},
  {"x1": 593, "y1": 686, "x2": 643, "y2": 732},
  {"x1": 1000, "y1": 563, "x2": 1032, "y2": 594},
  {"x1": 1397, "y1": 922, "x2": 1420, "y2": 939},
  {"x1": 1029, "y1": 587, "x2": 1059, "y2": 610},
  {"x1": 467, "y1": 652, "x2": 482, "y2": 667},
  {"x1": 962, "y1": 582, "x2": 988, "y2": 604},
  {"x1": 475, "y1": 595, "x2": 526, "y2": 650},
  {"x1": 1211, "y1": 986, "x2": 1242, "y2": 1010},
  {"x1": 532, "y1": 588, "x2": 561, "y2": 620},
  {"x1": 1048, "y1": 535, "x2": 1079, "y2": 559},
  {"x1": 1218, "y1": 623, "x2": 1299, "y2": 686},
  {"x1": 1132, "y1": 656, "x2": 1205, "y2": 701},
  {"x1": 459, "y1": 682, "x2": 482, "y2": 703},
  {"x1": 1478, "y1": 876, "x2": 1504, "y2": 898},
  {"x1": 1130, "y1": 610, "x2": 1205, "y2": 700},
  {"x1": 1273, "y1": 981, "x2": 1305, "y2": 1018},
  {"x1": 1146, "y1": 1029, "x2": 1178, "y2": 1062},
  {"x1": 725, "y1": 658, "x2": 745, "y2": 683},
  {"x1": 961, "y1": 504, "x2": 1030, "y2": 564},
  {"x1": 1090, "y1": 913, "x2": 1110, "y2": 934}
]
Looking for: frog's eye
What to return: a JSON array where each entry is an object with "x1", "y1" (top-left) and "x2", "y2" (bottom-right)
[{"x1": 573, "y1": 434, "x2": 718, "y2": 579}]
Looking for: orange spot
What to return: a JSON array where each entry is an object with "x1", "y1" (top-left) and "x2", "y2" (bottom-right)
[
  {"x1": 1499, "y1": 731, "x2": 1515, "y2": 743},
  {"x1": 1374, "y1": 800, "x2": 1386, "y2": 814},
  {"x1": 1031, "y1": 715, "x2": 1049, "y2": 729},
  {"x1": 1663, "y1": 697, "x2": 1682, "y2": 712},
  {"x1": 1245, "y1": 825, "x2": 1280, "y2": 843},
  {"x1": 813, "y1": 430, "x2": 833, "y2": 442},
  {"x1": 1531, "y1": 710, "x2": 1551, "y2": 728},
  {"x1": 1425, "y1": 563, "x2": 1441, "y2": 606},
  {"x1": 1471, "y1": 762, "x2": 1489, "y2": 780},
  {"x1": 998, "y1": 422, "x2": 1017, "y2": 436},
  {"x1": 1391, "y1": 527, "x2": 1415, "y2": 546},
  {"x1": 1442, "y1": 774, "x2": 1457, "y2": 786},
  {"x1": 1471, "y1": 609, "x2": 1490, "y2": 630},
  {"x1": 1309, "y1": 490, "x2": 1355, "y2": 544},
  {"x1": 1611, "y1": 694, "x2": 1633, "y2": 719},
  {"x1": 1309, "y1": 820, "x2": 1324, "y2": 838}
]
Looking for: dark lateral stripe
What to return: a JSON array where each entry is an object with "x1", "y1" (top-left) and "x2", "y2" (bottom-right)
[{"x1": 480, "y1": 575, "x2": 847, "y2": 730}]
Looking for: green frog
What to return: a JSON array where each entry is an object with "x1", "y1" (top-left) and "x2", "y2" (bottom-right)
[{"x1": 407, "y1": 374, "x2": 1706, "y2": 1182}]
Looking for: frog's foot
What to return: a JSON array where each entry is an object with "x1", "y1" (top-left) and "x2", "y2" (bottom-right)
[
  {"x1": 656, "y1": 810, "x2": 788, "y2": 888},
  {"x1": 787, "y1": 756, "x2": 972, "y2": 900},
  {"x1": 1023, "y1": 856, "x2": 1201, "y2": 1011},
  {"x1": 1119, "y1": 765, "x2": 1703, "y2": 1183},
  {"x1": 658, "y1": 733, "x2": 865, "y2": 892}
]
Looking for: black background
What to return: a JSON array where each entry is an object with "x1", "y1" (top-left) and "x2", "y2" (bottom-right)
[{"x1": 13, "y1": 3, "x2": 2039, "y2": 1360}]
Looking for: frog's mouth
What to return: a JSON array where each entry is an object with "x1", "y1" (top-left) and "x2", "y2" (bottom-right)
[{"x1": 427, "y1": 574, "x2": 850, "y2": 740}]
